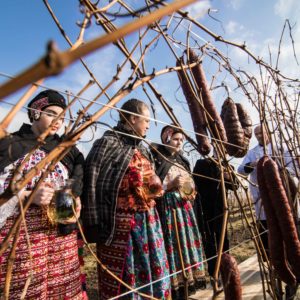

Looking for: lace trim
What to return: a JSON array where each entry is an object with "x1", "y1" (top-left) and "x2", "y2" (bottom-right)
[
  {"x1": 0, "y1": 196, "x2": 20, "y2": 229},
  {"x1": 0, "y1": 149, "x2": 69, "y2": 229},
  {"x1": 0, "y1": 164, "x2": 22, "y2": 229}
]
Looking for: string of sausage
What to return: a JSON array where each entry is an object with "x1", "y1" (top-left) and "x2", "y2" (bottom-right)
[{"x1": 257, "y1": 156, "x2": 298, "y2": 284}]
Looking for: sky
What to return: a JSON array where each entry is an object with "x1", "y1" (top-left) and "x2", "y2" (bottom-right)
[{"x1": 0, "y1": 0, "x2": 300, "y2": 163}]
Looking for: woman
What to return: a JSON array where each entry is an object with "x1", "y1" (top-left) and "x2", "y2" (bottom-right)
[
  {"x1": 82, "y1": 99, "x2": 171, "y2": 299},
  {"x1": 0, "y1": 90, "x2": 85, "y2": 299},
  {"x1": 151, "y1": 125, "x2": 206, "y2": 299}
]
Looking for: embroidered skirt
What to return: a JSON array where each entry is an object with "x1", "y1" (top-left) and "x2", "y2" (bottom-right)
[
  {"x1": 97, "y1": 207, "x2": 171, "y2": 299},
  {"x1": 157, "y1": 191, "x2": 206, "y2": 294},
  {"x1": 0, "y1": 206, "x2": 83, "y2": 300}
]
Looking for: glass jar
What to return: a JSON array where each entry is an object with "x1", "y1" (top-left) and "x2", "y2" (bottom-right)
[
  {"x1": 179, "y1": 176, "x2": 195, "y2": 199},
  {"x1": 55, "y1": 179, "x2": 76, "y2": 223},
  {"x1": 47, "y1": 179, "x2": 76, "y2": 224}
]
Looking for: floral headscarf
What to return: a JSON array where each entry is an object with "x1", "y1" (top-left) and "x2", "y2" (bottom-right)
[{"x1": 160, "y1": 125, "x2": 185, "y2": 144}]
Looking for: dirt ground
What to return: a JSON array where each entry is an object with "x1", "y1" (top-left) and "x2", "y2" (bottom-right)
[{"x1": 227, "y1": 209, "x2": 257, "y2": 264}]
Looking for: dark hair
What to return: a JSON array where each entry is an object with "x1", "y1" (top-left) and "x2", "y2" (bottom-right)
[{"x1": 119, "y1": 98, "x2": 149, "y2": 124}]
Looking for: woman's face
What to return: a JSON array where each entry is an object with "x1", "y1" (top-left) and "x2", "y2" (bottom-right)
[
  {"x1": 34, "y1": 105, "x2": 64, "y2": 135},
  {"x1": 167, "y1": 132, "x2": 184, "y2": 153},
  {"x1": 130, "y1": 107, "x2": 150, "y2": 137}
]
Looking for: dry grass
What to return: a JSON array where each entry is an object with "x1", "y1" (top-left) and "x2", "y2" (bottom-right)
[
  {"x1": 228, "y1": 211, "x2": 257, "y2": 264},
  {"x1": 83, "y1": 244, "x2": 98, "y2": 299}
]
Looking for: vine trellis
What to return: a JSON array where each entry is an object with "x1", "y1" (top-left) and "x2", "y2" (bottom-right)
[{"x1": 0, "y1": 0, "x2": 299, "y2": 299}]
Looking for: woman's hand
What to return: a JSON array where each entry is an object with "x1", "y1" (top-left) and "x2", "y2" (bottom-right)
[
  {"x1": 31, "y1": 183, "x2": 55, "y2": 206},
  {"x1": 168, "y1": 175, "x2": 185, "y2": 191},
  {"x1": 74, "y1": 196, "x2": 81, "y2": 219}
]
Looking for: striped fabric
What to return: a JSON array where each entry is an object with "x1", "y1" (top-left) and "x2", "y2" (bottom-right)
[
  {"x1": 0, "y1": 149, "x2": 83, "y2": 299},
  {"x1": 0, "y1": 207, "x2": 83, "y2": 300},
  {"x1": 97, "y1": 150, "x2": 171, "y2": 300},
  {"x1": 82, "y1": 127, "x2": 152, "y2": 245}
]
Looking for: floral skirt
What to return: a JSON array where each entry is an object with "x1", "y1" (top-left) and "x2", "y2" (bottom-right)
[
  {"x1": 97, "y1": 207, "x2": 171, "y2": 299},
  {"x1": 0, "y1": 206, "x2": 83, "y2": 300},
  {"x1": 157, "y1": 191, "x2": 206, "y2": 293}
]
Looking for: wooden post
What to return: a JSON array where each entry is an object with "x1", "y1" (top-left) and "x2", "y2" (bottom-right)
[{"x1": 173, "y1": 208, "x2": 189, "y2": 300}]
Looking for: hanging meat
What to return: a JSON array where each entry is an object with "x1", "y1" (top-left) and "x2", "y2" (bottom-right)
[
  {"x1": 220, "y1": 98, "x2": 244, "y2": 156},
  {"x1": 236, "y1": 103, "x2": 252, "y2": 139},
  {"x1": 221, "y1": 98, "x2": 252, "y2": 157},
  {"x1": 188, "y1": 49, "x2": 227, "y2": 146},
  {"x1": 263, "y1": 158, "x2": 300, "y2": 280},
  {"x1": 257, "y1": 156, "x2": 297, "y2": 285},
  {"x1": 176, "y1": 57, "x2": 211, "y2": 155},
  {"x1": 220, "y1": 253, "x2": 242, "y2": 300}
]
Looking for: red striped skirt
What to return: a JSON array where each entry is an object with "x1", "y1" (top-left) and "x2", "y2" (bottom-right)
[{"x1": 0, "y1": 206, "x2": 83, "y2": 300}]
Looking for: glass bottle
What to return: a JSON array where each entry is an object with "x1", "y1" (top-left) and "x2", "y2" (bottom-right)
[
  {"x1": 147, "y1": 174, "x2": 163, "y2": 195},
  {"x1": 53, "y1": 179, "x2": 76, "y2": 224}
]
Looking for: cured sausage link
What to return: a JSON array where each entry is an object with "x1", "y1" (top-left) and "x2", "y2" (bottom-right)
[
  {"x1": 220, "y1": 253, "x2": 242, "y2": 300},
  {"x1": 188, "y1": 49, "x2": 227, "y2": 144},
  {"x1": 257, "y1": 156, "x2": 296, "y2": 285},
  {"x1": 264, "y1": 158, "x2": 300, "y2": 280},
  {"x1": 176, "y1": 57, "x2": 211, "y2": 155}
]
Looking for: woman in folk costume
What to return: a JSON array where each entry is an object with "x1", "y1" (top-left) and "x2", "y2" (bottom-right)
[
  {"x1": 82, "y1": 99, "x2": 171, "y2": 299},
  {"x1": 0, "y1": 90, "x2": 85, "y2": 299},
  {"x1": 151, "y1": 125, "x2": 206, "y2": 299}
]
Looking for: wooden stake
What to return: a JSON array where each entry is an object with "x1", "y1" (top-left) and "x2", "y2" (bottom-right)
[{"x1": 173, "y1": 208, "x2": 189, "y2": 300}]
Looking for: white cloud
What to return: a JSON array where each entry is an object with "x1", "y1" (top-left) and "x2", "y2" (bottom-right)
[
  {"x1": 222, "y1": 15, "x2": 300, "y2": 81},
  {"x1": 225, "y1": 21, "x2": 245, "y2": 35},
  {"x1": 186, "y1": 0, "x2": 211, "y2": 19},
  {"x1": 225, "y1": 21, "x2": 238, "y2": 35},
  {"x1": 257, "y1": 32, "x2": 300, "y2": 78},
  {"x1": 227, "y1": 0, "x2": 245, "y2": 10},
  {"x1": 220, "y1": 19, "x2": 258, "y2": 50},
  {"x1": 0, "y1": 106, "x2": 28, "y2": 133},
  {"x1": 274, "y1": 0, "x2": 300, "y2": 20}
]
